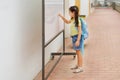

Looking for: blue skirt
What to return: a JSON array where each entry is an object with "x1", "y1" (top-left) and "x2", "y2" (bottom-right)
[{"x1": 71, "y1": 35, "x2": 84, "y2": 54}]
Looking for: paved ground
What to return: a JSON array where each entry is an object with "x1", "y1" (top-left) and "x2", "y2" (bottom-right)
[{"x1": 48, "y1": 8, "x2": 120, "y2": 80}]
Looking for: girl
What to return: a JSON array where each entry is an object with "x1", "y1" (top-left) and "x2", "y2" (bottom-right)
[{"x1": 58, "y1": 6, "x2": 83, "y2": 73}]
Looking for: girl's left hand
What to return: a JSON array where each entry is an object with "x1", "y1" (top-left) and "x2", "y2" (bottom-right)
[{"x1": 75, "y1": 40, "x2": 80, "y2": 47}]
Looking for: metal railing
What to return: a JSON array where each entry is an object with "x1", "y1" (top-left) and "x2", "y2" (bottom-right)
[
  {"x1": 92, "y1": 1, "x2": 113, "y2": 8},
  {"x1": 113, "y1": 1, "x2": 120, "y2": 12}
]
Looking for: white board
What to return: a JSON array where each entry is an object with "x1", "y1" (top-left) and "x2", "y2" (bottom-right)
[{"x1": 45, "y1": 0, "x2": 64, "y2": 44}]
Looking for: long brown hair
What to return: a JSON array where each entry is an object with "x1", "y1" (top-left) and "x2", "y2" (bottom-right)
[{"x1": 69, "y1": 6, "x2": 79, "y2": 27}]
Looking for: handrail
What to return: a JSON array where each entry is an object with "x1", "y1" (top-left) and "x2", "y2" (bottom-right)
[
  {"x1": 115, "y1": 2, "x2": 120, "y2": 6},
  {"x1": 44, "y1": 30, "x2": 64, "y2": 48}
]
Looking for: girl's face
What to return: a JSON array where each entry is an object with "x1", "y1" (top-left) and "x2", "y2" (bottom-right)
[{"x1": 69, "y1": 11, "x2": 75, "y2": 18}]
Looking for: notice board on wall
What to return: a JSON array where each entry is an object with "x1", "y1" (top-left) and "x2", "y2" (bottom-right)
[{"x1": 45, "y1": 0, "x2": 64, "y2": 44}]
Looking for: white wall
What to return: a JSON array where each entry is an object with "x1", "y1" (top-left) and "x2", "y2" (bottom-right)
[
  {"x1": 68, "y1": 0, "x2": 90, "y2": 16},
  {"x1": 69, "y1": 0, "x2": 75, "y2": 6},
  {"x1": 0, "y1": 0, "x2": 42, "y2": 80},
  {"x1": 80, "y1": 0, "x2": 89, "y2": 16}
]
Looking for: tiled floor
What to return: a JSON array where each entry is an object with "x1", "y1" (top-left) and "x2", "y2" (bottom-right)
[{"x1": 48, "y1": 8, "x2": 120, "y2": 80}]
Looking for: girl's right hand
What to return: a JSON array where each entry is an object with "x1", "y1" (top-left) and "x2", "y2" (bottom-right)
[
  {"x1": 75, "y1": 40, "x2": 80, "y2": 47},
  {"x1": 58, "y1": 13, "x2": 70, "y2": 24},
  {"x1": 58, "y1": 13, "x2": 62, "y2": 17}
]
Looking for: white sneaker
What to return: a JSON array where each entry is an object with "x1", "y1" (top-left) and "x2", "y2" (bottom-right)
[
  {"x1": 71, "y1": 65, "x2": 78, "y2": 70},
  {"x1": 73, "y1": 67, "x2": 83, "y2": 73}
]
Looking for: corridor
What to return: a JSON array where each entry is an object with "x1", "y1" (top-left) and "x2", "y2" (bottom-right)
[{"x1": 48, "y1": 8, "x2": 120, "y2": 80}]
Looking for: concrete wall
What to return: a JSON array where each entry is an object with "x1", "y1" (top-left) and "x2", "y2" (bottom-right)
[{"x1": 0, "y1": 0, "x2": 42, "y2": 80}]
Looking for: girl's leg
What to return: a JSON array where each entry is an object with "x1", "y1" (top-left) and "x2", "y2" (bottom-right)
[
  {"x1": 73, "y1": 50, "x2": 83, "y2": 73},
  {"x1": 76, "y1": 50, "x2": 83, "y2": 67}
]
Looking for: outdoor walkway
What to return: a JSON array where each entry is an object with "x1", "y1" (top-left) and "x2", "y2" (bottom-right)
[{"x1": 48, "y1": 8, "x2": 120, "y2": 80}]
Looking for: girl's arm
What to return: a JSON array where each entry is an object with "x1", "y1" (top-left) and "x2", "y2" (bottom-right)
[
  {"x1": 58, "y1": 14, "x2": 71, "y2": 24},
  {"x1": 77, "y1": 25, "x2": 82, "y2": 41}
]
